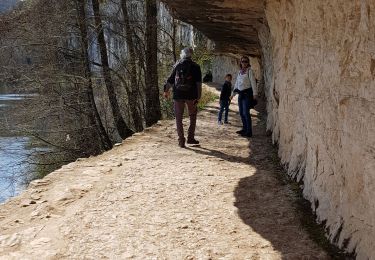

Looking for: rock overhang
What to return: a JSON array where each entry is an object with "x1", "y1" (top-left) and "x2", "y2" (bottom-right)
[{"x1": 161, "y1": 0, "x2": 265, "y2": 56}]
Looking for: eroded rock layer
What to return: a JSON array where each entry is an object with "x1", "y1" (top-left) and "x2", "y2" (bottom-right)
[
  {"x1": 162, "y1": 0, "x2": 264, "y2": 55},
  {"x1": 163, "y1": 0, "x2": 375, "y2": 258}
]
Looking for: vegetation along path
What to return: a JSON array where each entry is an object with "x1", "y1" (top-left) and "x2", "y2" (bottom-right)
[{"x1": 0, "y1": 85, "x2": 329, "y2": 259}]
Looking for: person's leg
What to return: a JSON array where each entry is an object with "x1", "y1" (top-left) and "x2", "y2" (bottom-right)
[
  {"x1": 223, "y1": 100, "x2": 229, "y2": 123},
  {"x1": 174, "y1": 100, "x2": 186, "y2": 147},
  {"x1": 218, "y1": 100, "x2": 224, "y2": 123},
  {"x1": 241, "y1": 96, "x2": 252, "y2": 137},
  {"x1": 238, "y1": 95, "x2": 246, "y2": 133},
  {"x1": 186, "y1": 99, "x2": 198, "y2": 143}
]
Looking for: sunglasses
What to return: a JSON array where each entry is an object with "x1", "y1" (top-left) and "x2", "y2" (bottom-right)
[{"x1": 241, "y1": 60, "x2": 249, "y2": 63}]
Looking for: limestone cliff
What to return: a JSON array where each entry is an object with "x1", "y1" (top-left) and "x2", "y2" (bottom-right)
[
  {"x1": 265, "y1": 1, "x2": 375, "y2": 258},
  {"x1": 163, "y1": 0, "x2": 375, "y2": 258}
]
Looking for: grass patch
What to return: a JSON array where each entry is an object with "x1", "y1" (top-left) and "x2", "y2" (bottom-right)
[
  {"x1": 161, "y1": 88, "x2": 218, "y2": 119},
  {"x1": 197, "y1": 88, "x2": 218, "y2": 111}
]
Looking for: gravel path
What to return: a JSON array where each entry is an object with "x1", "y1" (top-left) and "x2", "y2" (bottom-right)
[{"x1": 0, "y1": 86, "x2": 329, "y2": 259}]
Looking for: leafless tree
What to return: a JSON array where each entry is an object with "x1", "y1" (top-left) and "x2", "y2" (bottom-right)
[
  {"x1": 91, "y1": 0, "x2": 134, "y2": 139},
  {"x1": 145, "y1": 0, "x2": 161, "y2": 126},
  {"x1": 76, "y1": 0, "x2": 113, "y2": 150}
]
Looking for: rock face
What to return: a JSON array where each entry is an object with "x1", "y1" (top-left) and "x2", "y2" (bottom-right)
[
  {"x1": 163, "y1": 0, "x2": 375, "y2": 258},
  {"x1": 264, "y1": 1, "x2": 375, "y2": 258},
  {"x1": 162, "y1": 0, "x2": 264, "y2": 55},
  {"x1": 212, "y1": 55, "x2": 262, "y2": 88}
]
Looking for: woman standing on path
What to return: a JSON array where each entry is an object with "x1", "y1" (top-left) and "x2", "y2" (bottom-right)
[
  {"x1": 231, "y1": 56, "x2": 258, "y2": 137},
  {"x1": 231, "y1": 56, "x2": 258, "y2": 138}
]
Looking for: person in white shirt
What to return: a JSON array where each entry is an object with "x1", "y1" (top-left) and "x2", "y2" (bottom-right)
[{"x1": 230, "y1": 56, "x2": 258, "y2": 137}]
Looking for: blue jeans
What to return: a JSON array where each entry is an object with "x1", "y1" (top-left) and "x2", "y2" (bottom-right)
[
  {"x1": 218, "y1": 100, "x2": 229, "y2": 123},
  {"x1": 238, "y1": 93, "x2": 252, "y2": 135}
]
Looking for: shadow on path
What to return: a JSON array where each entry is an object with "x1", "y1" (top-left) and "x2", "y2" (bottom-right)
[
  {"x1": 233, "y1": 102, "x2": 352, "y2": 259},
  {"x1": 186, "y1": 146, "x2": 250, "y2": 164},
  {"x1": 190, "y1": 99, "x2": 333, "y2": 259}
]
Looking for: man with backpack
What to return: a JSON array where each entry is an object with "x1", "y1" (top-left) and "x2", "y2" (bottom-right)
[{"x1": 163, "y1": 47, "x2": 202, "y2": 148}]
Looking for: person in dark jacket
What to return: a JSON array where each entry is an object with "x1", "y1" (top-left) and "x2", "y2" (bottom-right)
[
  {"x1": 218, "y1": 74, "x2": 232, "y2": 125},
  {"x1": 203, "y1": 71, "x2": 213, "y2": 82},
  {"x1": 163, "y1": 47, "x2": 202, "y2": 148}
]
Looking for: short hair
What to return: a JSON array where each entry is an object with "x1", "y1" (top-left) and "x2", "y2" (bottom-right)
[
  {"x1": 180, "y1": 47, "x2": 193, "y2": 59},
  {"x1": 225, "y1": 74, "x2": 232, "y2": 78}
]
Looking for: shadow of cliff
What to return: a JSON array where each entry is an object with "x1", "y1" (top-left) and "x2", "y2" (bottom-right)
[
  {"x1": 189, "y1": 99, "x2": 350, "y2": 259},
  {"x1": 235, "y1": 104, "x2": 355, "y2": 259}
]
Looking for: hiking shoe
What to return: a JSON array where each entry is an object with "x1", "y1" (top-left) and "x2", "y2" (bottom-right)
[
  {"x1": 241, "y1": 132, "x2": 253, "y2": 138},
  {"x1": 187, "y1": 138, "x2": 200, "y2": 145},
  {"x1": 218, "y1": 121, "x2": 223, "y2": 125},
  {"x1": 236, "y1": 129, "x2": 245, "y2": 135},
  {"x1": 224, "y1": 121, "x2": 230, "y2": 124},
  {"x1": 178, "y1": 138, "x2": 186, "y2": 148}
]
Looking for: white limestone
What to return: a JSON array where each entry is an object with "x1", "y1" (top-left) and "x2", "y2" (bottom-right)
[{"x1": 261, "y1": 1, "x2": 375, "y2": 258}]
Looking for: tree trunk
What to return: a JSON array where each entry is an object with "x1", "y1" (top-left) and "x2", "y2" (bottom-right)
[
  {"x1": 145, "y1": 0, "x2": 161, "y2": 127},
  {"x1": 172, "y1": 17, "x2": 177, "y2": 63},
  {"x1": 76, "y1": 0, "x2": 113, "y2": 150},
  {"x1": 91, "y1": 0, "x2": 134, "y2": 139},
  {"x1": 120, "y1": 0, "x2": 143, "y2": 132}
]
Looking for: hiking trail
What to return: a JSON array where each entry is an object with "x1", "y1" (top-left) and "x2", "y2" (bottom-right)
[{"x1": 0, "y1": 85, "x2": 328, "y2": 259}]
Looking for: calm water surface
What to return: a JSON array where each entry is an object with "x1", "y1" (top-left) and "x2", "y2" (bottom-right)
[
  {"x1": 0, "y1": 89, "x2": 37, "y2": 202},
  {"x1": 0, "y1": 137, "x2": 31, "y2": 201}
]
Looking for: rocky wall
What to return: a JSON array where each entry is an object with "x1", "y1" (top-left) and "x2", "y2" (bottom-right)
[
  {"x1": 263, "y1": 1, "x2": 375, "y2": 258},
  {"x1": 212, "y1": 55, "x2": 262, "y2": 93},
  {"x1": 212, "y1": 55, "x2": 239, "y2": 83},
  {"x1": 161, "y1": 0, "x2": 374, "y2": 257}
]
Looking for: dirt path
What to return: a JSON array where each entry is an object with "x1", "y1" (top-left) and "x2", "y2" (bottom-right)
[{"x1": 0, "y1": 86, "x2": 329, "y2": 259}]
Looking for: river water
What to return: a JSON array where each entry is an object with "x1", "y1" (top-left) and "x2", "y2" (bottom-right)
[{"x1": 0, "y1": 88, "x2": 37, "y2": 202}]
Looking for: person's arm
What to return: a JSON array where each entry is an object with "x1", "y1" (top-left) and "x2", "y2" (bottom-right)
[
  {"x1": 223, "y1": 83, "x2": 231, "y2": 103},
  {"x1": 163, "y1": 66, "x2": 176, "y2": 98},
  {"x1": 227, "y1": 83, "x2": 233, "y2": 101},
  {"x1": 230, "y1": 73, "x2": 239, "y2": 100},
  {"x1": 196, "y1": 64, "x2": 202, "y2": 100},
  {"x1": 249, "y1": 69, "x2": 258, "y2": 98},
  {"x1": 219, "y1": 83, "x2": 226, "y2": 103}
]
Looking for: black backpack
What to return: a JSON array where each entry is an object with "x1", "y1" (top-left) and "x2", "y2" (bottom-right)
[{"x1": 174, "y1": 61, "x2": 194, "y2": 91}]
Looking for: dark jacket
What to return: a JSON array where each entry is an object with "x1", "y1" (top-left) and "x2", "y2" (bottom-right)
[
  {"x1": 220, "y1": 81, "x2": 232, "y2": 101},
  {"x1": 166, "y1": 58, "x2": 202, "y2": 100}
]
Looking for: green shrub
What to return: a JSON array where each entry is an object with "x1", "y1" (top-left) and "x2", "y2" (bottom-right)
[
  {"x1": 197, "y1": 88, "x2": 218, "y2": 110},
  {"x1": 160, "y1": 94, "x2": 175, "y2": 119}
]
